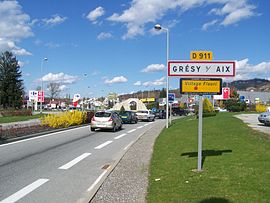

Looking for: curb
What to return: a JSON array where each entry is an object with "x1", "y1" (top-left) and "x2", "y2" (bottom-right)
[{"x1": 77, "y1": 121, "x2": 163, "y2": 203}]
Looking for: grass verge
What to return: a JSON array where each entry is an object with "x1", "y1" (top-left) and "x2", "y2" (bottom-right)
[
  {"x1": 147, "y1": 113, "x2": 270, "y2": 203},
  {"x1": 0, "y1": 114, "x2": 44, "y2": 124}
]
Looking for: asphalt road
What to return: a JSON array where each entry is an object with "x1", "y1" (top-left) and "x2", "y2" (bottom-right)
[
  {"x1": 0, "y1": 119, "x2": 164, "y2": 203},
  {"x1": 234, "y1": 113, "x2": 270, "y2": 135}
]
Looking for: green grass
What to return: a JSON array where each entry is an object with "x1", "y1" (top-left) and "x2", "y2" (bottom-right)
[
  {"x1": 147, "y1": 113, "x2": 270, "y2": 203},
  {"x1": 0, "y1": 114, "x2": 44, "y2": 124}
]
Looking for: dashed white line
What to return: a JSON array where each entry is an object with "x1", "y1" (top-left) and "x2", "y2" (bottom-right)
[
  {"x1": 124, "y1": 141, "x2": 134, "y2": 150},
  {"x1": 0, "y1": 178, "x2": 49, "y2": 203},
  {"x1": 114, "y1": 133, "x2": 127, "y2": 140},
  {"x1": 127, "y1": 129, "x2": 136, "y2": 133},
  {"x1": 137, "y1": 126, "x2": 143, "y2": 129},
  {"x1": 58, "y1": 153, "x2": 91, "y2": 170},
  {"x1": 94, "y1": 141, "x2": 113, "y2": 149}
]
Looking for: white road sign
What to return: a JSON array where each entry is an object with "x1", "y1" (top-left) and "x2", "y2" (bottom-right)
[{"x1": 168, "y1": 61, "x2": 235, "y2": 77}]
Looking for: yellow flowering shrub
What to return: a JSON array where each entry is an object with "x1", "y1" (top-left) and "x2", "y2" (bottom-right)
[
  {"x1": 255, "y1": 104, "x2": 267, "y2": 112},
  {"x1": 41, "y1": 111, "x2": 86, "y2": 128}
]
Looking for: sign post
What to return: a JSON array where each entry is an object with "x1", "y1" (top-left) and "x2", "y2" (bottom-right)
[{"x1": 198, "y1": 95, "x2": 203, "y2": 171}]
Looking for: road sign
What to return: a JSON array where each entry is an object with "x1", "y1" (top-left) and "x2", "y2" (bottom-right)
[
  {"x1": 168, "y1": 61, "x2": 235, "y2": 77},
  {"x1": 190, "y1": 51, "x2": 213, "y2": 61},
  {"x1": 168, "y1": 93, "x2": 175, "y2": 103},
  {"x1": 180, "y1": 78, "x2": 222, "y2": 95},
  {"x1": 37, "y1": 91, "x2": 44, "y2": 102}
]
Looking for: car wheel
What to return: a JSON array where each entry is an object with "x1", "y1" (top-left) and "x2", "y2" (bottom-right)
[
  {"x1": 119, "y1": 124, "x2": 122, "y2": 130},
  {"x1": 112, "y1": 124, "x2": 116, "y2": 132},
  {"x1": 91, "y1": 127, "x2": 95, "y2": 132}
]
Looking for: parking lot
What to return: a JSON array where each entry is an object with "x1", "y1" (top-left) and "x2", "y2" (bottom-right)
[{"x1": 235, "y1": 114, "x2": 270, "y2": 135}]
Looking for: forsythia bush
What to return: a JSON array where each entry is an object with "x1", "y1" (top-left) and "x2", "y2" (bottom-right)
[
  {"x1": 41, "y1": 111, "x2": 86, "y2": 128},
  {"x1": 255, "y1": 104, "x2": 267, "y2": 112},
  {"x1": 203, "y1": 98, "x2": 214, "y2": 113}
]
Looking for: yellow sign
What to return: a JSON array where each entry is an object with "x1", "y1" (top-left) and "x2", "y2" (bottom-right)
[
  {"x1": 140, "y1": 98, "x2": 155, "y2": 102},
  {"x1": 180, "y1": 78, "x2": 222, "y2": 95},
  {"x1": 190, "y1": 51, "x2": 213, "y2": 61}
]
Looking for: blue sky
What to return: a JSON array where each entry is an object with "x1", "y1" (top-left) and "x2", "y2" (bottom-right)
[{"x1": 0, "y1": 0, "x2": 269, "y2": 98}]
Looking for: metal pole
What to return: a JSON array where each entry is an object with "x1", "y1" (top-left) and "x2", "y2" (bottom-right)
[
  {"x1": 198, "y1": 95, "x2": 203, "y2": 171},
  {"x1": 169, "y1": 103, "x2": 172, "y2": 125},
  {"x1": 166, "y1": 28, "x2": 169, "y2": 128},
  {"x1": 40, "y1": 59, "x2": 44, "y2": 113}
]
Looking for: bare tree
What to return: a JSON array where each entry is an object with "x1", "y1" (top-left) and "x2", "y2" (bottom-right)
[{"x1": 47, "y1": 83, "x2": 61, "y2": 99}]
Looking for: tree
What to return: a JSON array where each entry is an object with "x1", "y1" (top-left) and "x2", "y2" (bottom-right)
[
  {"x1": 159, "y1": 88, "x2": 166, "y2": 98},
  {"x1": 0, "y1": 51, "x2": 24, "y2": 108},
  {"x1": 47, "y1": 83, "x2": 61, "y2": 99}
]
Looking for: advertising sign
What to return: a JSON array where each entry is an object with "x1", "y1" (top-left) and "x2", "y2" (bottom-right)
[
  {"x1": 168, "y1": 61, "x2": 235, "y2": 77},
  {"x1": 213, "y1": 87, "x2": 231, "y2": 100},
  {"x1": 180, "y1": 78, "x2": 222, "y2": 95},
  {"x1": 37, "y1": 91, "x2": 44, "y2": 102},
  {"x1": 29, "y1": 90, "x2": 38, "y2": 101},
  {"x1": 168, "y1": 93, "x2": 175, "y2": 103}
]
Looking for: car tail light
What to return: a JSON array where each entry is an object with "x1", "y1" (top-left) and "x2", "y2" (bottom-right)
[
  {"x1": 91, "y1": 117, "x2": 95, "y2": 121},
  {"x1": 108, "y1": 117, "x2": 113, "y2": 122}
]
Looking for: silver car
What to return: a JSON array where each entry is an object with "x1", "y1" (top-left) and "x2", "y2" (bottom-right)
[
  {"x1": 91, "y1": 111, "x2": 122, "y2": 132},
  {"x1": 258, "y1": 112, "x2": 270, "y2": 126}
]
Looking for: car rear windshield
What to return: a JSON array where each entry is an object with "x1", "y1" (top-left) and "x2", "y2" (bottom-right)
[
  {"x1": 119, "y1": 111, "x2": 129, "y2": 116},
  {"x1": 95, "y1": 112, "x2": 111, "y2": 117}
]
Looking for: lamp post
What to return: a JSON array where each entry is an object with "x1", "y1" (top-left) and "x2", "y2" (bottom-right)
[
  {"x1": 40, "y1": 57, "x2": 48, "y2": 113},
  {"x1": 154, "y1": 24, "x2": 169, "y2": 128}
]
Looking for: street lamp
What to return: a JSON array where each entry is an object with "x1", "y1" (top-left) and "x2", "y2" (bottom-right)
[
  {"x1": 40, "y1": 57, "x2": 48, "y2": 113},
  {"x1": 154, "y1": 24, "x2": 169, "y2": 128}
]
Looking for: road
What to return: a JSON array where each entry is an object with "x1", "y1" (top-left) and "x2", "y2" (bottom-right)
[
  {"x1": 235, "y1": 113, "x2": 270, "y2": 135},
  {"x1": 0, "y1": 119, "x2": 164, "y2": 203}
]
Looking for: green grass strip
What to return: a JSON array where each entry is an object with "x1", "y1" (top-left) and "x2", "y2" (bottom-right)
[
  {"x1": 147, "y1": 113, "x2": 270, "y2": 203},
  {"x1": 0, "y1": 114, "x2": 44, "y2": 124}
]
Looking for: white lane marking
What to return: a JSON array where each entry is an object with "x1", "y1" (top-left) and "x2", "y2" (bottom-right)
[
  {"x1": 58, "y1": 153, "x2": 91, "y2": 170},
  {"x1": 144, "y1": 123, "x2": 150, "y2": 126},
  {"x1": 124, "y1": 141, "x2": 134, "y2": 150},
  {"x1": 0, "y1": 126, "x2": 89, "y2": 147},
  {"x1": 87, "y1": 168, "x2": 110, "y2": 192},
  {"x1": 94, "y1": 141, "x2": 113, "y2": 149},
  {"x1": 137, "y1": 126, "x2": 143, "y2": 129},
  {"x1": 114, "y1": 133, "x2": 127, "y2": 140},
  {"x1": 127, "y1": 129, "x2": 136, "y2": 133},
  {"x1": 0, "y1": 179, "x2": 49, "y2": 203}
]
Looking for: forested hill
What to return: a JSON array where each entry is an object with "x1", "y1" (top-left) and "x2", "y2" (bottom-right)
[{"x1": 229, "y1": 78, "x2": 270, "y2": 92}]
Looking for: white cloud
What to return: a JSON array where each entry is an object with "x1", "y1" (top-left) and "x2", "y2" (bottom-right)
[
  {"x1": 235, "y1": 59, "x2": 270, "y2": 80},
  {"x1": 42, "y1": 15, "x2": 67, "y2": 27},
  {"x1": 87, "y1": 7, "x2": 105, "y2": 23},
  {"x1": 107, "y1": 0, "x2": 257, "y2": 39},
  {"x1": 41, "y1": 72, "x2": 79, "y2": 84},
  {"x1": 202, "y1": 19, "x2": 218, "y2": 31},
  {"x1": 210, "y1": 0, "x2": 257, "y2": 26},
  {"x1": 97, "y1": 32, "x2": 113, "y2": 40},
  {"x1": 143, "y1": 77, "x2": 166, "y2": 87},
  {"x1": 0, "y1": 0, "x2": 32, "y2": 55},
  {"x1": 134, "y1": 81, "x2": 142, "y2": 86},
  {"x1": 104, "y1": 76, "x2": 128, "y2": 84},
  {"x1": 59, "y1": 85, "x2": 67, "y2": 91},
  {"x1": 141, "y1": 64, "x2": 165, "y2": 73}
]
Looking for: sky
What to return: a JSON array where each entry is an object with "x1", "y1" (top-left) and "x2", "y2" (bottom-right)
[{"x1": 0, "y1": 0, "x2": 270, "y2": 99}]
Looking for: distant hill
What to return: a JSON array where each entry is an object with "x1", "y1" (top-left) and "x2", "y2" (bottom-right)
[{"x1": 229, "y1": 78, "x2": 270, "y2": 92}]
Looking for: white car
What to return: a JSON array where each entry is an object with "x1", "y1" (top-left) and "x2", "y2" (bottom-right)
[
  {"x1": 136, "y1": 110, "x2": 155, "y2": 122},
  {"x1": 91, "y1": 111, "x2": 122, "y2": 132}
]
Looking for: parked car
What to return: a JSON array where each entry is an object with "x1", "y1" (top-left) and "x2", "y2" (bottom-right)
[
  {"x1": 258, "y1": 111, "x2": 270, "y2": 126},
  {"x1": 136, "y1": 110, "x2": 155, "y2": 122},
  {"x1": 119, "y1": 111, "x2": 138, "y2": 124},
  {"x1": 90, "y1": 111, "x2": 122, "y2": 132}
]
